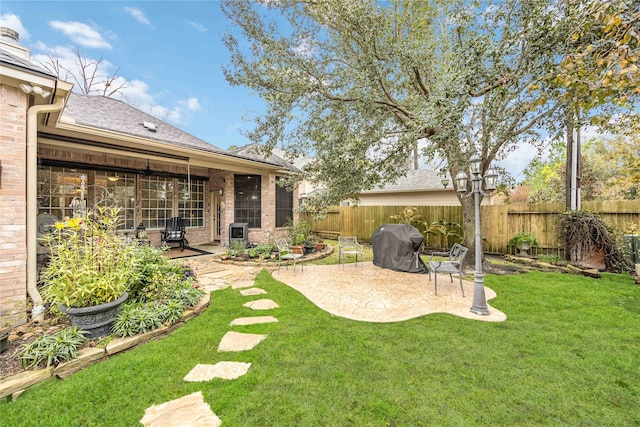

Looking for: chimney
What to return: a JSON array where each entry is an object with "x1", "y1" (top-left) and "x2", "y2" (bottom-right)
[{"x1": 0, "y1": 27, "x2": 31, "y2": 60}]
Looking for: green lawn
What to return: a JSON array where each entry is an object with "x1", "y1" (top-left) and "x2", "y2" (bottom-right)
[{"x1": 1, "y1": 270, "x2": 639, "y2": 426}]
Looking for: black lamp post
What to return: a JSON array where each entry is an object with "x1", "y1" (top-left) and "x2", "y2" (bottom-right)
[{"x1": 455, "y1": 156, "x2": 498, "y2": 315}]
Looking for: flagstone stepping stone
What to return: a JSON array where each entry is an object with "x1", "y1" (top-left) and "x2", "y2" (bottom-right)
[
  {"x1": 184, "y1": 362, "x2": 252, "y2": 382},
  {"x1": 218, "y1": 331, "x2": 267, "y2": 352},
  {"x1": 230, "y1": 316, "x2": 278, "y2": 326},
  {"x1": 232, "y1": 280, "x2": 255, "y2": 289},
  {"x1": 243, "y1": 299, "x2": 279, "y2": 310},
  {"x1": 140, "y1": 391, "x2": 221, "y2": 427},
  {"x1": 239, "y1": 287, "x2": 267, "y2": 296}
]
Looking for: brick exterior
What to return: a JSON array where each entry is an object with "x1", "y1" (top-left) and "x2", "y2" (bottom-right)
[{"x1": 0, "y1": 84, "x2": 28, "y2": 320}]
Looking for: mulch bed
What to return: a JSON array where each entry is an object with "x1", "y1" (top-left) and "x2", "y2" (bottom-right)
[{"x1": 1, "y1": 314, "x2": 72, "y2": 380}]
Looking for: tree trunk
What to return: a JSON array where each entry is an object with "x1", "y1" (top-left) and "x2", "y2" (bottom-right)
[{"x1": 460, "y1": 194, "x2": 478, "y2": 269}]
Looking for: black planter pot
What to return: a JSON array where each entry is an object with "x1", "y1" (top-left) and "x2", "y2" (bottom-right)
[
  {"x1": 304, "y1": 245, "x2": 315, "y2": 254},
  {"x1": 61, "y1": 292, "x2": 128, "y2": 339}
]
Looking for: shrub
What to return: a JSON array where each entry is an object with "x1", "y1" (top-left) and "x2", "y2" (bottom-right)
[
  {"x1": 20, "y1": 327, "x2": 87, "y2": 369},
  {"x1": 112, "y1": 303, "x2": 164, "y2": 337}
]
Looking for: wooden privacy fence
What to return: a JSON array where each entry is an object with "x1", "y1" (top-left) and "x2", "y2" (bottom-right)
[{"x1": 303, "y1": 200, "x2": 640, "y2": 255}]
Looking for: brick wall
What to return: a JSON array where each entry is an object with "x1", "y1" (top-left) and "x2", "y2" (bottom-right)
[{"x1": 0, "y1": 84, "x2": 28, "y2": 321}]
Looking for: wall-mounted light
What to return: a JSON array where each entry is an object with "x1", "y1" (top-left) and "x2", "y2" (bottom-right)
[
  {"x1": 441, "y1": 178, "x2": 449, "y2": 189},
  {"x1": 219, "y1": 188, "x2": 224, "y2": 196},
  {"x1": 19, "y1": 83, "x2": 51, "y2": 98}
]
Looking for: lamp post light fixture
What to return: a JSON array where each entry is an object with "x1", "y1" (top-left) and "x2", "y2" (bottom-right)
[{"x1": 455, "y1": 156, "x2": 498, "y2": 316}]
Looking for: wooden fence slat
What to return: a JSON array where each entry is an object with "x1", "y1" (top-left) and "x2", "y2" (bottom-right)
[{"x1": 303, "y1": 200, "x2": 640, "y2": 254}]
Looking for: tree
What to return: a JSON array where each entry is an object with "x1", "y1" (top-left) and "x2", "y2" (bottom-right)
[
  {"x1": 39, "y1": 47, "x2": 126, "y2": 97},
  {"x1": 556, "y1": 0, "x2": 639, "y2": 110},
  {"x1": 222, "y1": 0, "x2": 568, "y2": 263},
  {"x1": 518, "y1": 135, "x2": 638, "y2": 202}
]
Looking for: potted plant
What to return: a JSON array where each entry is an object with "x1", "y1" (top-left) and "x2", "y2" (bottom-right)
[
  {"x1": 40, "y1": 207, "x2": 137, "y2": 338},
  {"x1": 305, "y1": 234, "x2": 324, "y2": 252},
  {"x1": 286, "y1": 219, "x2": 311, "y2": 254},
  {"x1": 508, "y1": 232, "x2": 539, "y2": 256}
]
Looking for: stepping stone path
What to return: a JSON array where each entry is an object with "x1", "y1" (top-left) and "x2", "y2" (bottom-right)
[
  {"x1": 239, "y1": 287, "x2": 267, "y2": 296},
  {"x1": 184, "y1": 362, "x2": 252, "y2": 382},
  {"x1": 218, "y1": 331, "x2": 268, "y2": 352},
  {"x1": 141, "y1": 258, "x2": 280, "y2": 426},
  {"x1": 243, "y1": 298, "x2": 280, "y2": 310},
  {"x1": 140, "y1": 391, "x2": 221, "y2": 427}
]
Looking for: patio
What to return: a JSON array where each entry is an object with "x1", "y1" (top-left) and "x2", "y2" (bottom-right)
[{"x1": 271, "y1": 262, "x2": 507, "y2": 323}]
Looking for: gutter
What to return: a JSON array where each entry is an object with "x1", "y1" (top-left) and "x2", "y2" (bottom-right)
[{"x1": 26, "y1": 96, "x2": 66, "y2": 321}]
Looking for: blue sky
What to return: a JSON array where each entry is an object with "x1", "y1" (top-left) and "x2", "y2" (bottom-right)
[
  {"x1": 1, "y1": 1, "x2": 581, "y2": 181},
  {"x1": 1, "y1": 0, "x2": 260, "y2": 150}
]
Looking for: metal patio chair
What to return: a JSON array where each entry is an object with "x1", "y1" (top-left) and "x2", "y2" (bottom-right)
[
  {"x1": 276, "y1": 238, "x2": 304, "y2": 275},
  {"x1": 338, "y1": 236, "x2": 364, "y2": 269},
  {"x1": 428, "y1": 243, "x2": 468, "y2": 296}
]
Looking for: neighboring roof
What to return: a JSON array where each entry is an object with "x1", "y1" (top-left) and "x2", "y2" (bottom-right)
[
  {"x1": 0, "y1": 46, "x2": 56, "y2": 79},
  {"x1": 362, "y1": 169, "x2": 451, "y2": 193},
  {"x1": 229, "y1": 144, "x2": 300, "y2": 172},
  {"x1": 62, "y1": 93, "x2": 227, "y2": 153}
]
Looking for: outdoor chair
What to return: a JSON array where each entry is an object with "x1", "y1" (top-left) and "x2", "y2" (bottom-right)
[
  {"x1": 338, "y1": 236, "x2": 364, "y2": 269},
  {"x1": 160, "y1": 217, "x2": 188, "y2": 251},
  {"x1": 276, "y1": 238, "x2": 304, "y2": 275},
  {"x1": 428, "y1": 243, "x2": 469, "y2": 296}
]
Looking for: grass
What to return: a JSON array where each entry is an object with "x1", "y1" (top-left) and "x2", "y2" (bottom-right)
[{"x1": 1, "y1": 270, "x2": 639, "y2": 426}]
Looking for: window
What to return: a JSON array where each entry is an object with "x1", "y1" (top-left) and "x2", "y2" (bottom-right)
[
  {"x1": 234, "y1": 174, "x2": 261, "y2": 228},
  {"x1": 94, "y1": 171, "x2": 136, "y2": 230},
  {"x1": 38, "y1": 167, "x2": 135, "y2": 229},
  {"x1": 275, "y1": 177, "x2": 293, "y2": 227},
  {"x1": 141, "y1": 176, "x2": 173, "y2": 229},
  {"x1": 178, "y1": 178, "x2": 205, "y2": 228}
]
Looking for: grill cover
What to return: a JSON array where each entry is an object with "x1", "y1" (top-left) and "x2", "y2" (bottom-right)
[{"x1": 371, "y1": 224, "x2": 428, "y2": 273}]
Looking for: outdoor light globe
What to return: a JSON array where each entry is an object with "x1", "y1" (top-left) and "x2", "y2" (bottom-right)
[
  {"x1": 484, "y1": 168, "x2": 498, "y2": 190},
  {"x1": 470, "y1": 157, "x2": 482, "y2": 175},
  {"x1": 455, "y1": 171, "x2": 469, "y2": 192}
]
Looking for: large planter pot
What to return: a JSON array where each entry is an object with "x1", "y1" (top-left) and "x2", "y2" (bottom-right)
[
  {"x1": 517, "y1": 241, "x2": 531, "y2": 255},
  {"x1": 62, "y1": 292, "x2": 128, "y2": 339},
  {"x1": 291, "y1": 245, "x2": 304, "y2": 255},
  {"x1": 304, "y1": 244, "x2": 315, "y2": 254}
]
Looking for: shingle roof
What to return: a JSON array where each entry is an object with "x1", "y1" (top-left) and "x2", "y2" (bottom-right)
[
  {"x1": 61, "y1": 93, "x2": 298, "y2": 170},
  {"x1": 0, "y1": 46, "x2": 56, "y2": 79},
  {"x1": 229, "y1": 144, "x2": 300, "y2": 172},
  {"x1": 63, "y1": 93, "x2": 226, "y2": 153},
  {"x1": 363, "y1": 169, "x2": 450, "y2": 193}
]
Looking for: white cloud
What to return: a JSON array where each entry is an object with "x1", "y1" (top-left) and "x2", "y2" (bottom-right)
[
  {"x1": 186, "y1": 97, "x2": 200, "y2": 111},
  {"x1": 124, "y1": 7, "x2": 151, "y2": 26},
  {"x1": 49, "y1": 21, "x2": 111, "y2": 49},
  {"x1": 187, "y1": 21, "x2": 207, "y2": 32},
  {"x1": 0, "y1": 13, "x2": 29, "y2": 40}
]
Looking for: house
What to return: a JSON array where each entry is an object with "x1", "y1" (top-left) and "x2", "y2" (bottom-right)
[
  {"x1": 0, "y1": 27, "x2": 298, "y2": 321},
  {"x1": 358, "y1": 169, "x2": 459, "y2": 206}
]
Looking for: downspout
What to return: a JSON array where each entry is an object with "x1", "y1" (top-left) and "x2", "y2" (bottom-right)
[{"x1": 26, "y1": 96, "x2": 65, "y2": 321}]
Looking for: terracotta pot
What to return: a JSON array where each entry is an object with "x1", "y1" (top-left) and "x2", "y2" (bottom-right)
[
  {"x1": 315, "y1": 242, "x2": 325, "y2": 251},
  {"x1": 292, "y1": 245, "x2": 304, "y2": 254}
]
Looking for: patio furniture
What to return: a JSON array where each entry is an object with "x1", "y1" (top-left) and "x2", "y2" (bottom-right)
[
  {"x1": 276, "y1": 238, "x2": 304, "y2": 275},
  {"x1": 338, "y1": 236, "x2": 364, "y2": 268},
  {"x1": 428, "y1": 243, "x2": 469, "y2": 296},
  {"x1": 160, "y1": 217, "x2": 188, "y2": 251}
]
